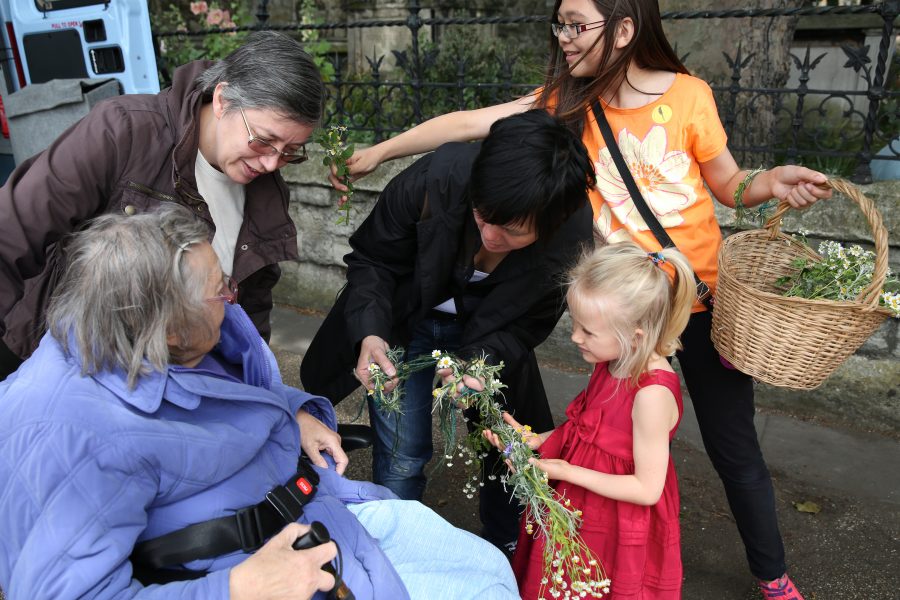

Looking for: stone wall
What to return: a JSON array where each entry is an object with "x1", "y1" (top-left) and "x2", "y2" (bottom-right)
[{"x1": 276, "y1": 147, "x2": 900, "y2": 436}]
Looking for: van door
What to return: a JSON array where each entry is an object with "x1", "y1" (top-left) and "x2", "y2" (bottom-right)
[{"x1": 0, "y1": 0, "x2": 158, "y2": 95}]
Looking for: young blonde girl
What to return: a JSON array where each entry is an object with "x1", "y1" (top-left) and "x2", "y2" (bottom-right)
[
  {"x1": 484, "y1": 241, "x2": 694, "y2": 599},
  {"x1": 333, "y1": 2, "x2": 822, "y2": 596}
]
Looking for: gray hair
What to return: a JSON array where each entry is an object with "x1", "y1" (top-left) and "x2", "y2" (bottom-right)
[
  {"x1": 195, "y1": 30, "x2": 325, "y2": 125},
  {"x1": 47, "y1": 204, "x2": 212, "y2": 387}
]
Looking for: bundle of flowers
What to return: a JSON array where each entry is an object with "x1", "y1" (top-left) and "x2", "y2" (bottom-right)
[
  {"x1": 368, "y1": 349, "x2": 610, "y2": 598},
  {"x1": 314, "y1": 124, "x2": 355, "y2": 225},
  {"x1": 777, "y1": 234, "x2": 899, "y2": 318}
]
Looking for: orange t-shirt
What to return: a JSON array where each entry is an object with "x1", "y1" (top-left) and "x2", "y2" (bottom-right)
[{"x1": 543, "y1": 73, "x2": 728, "y2": 311}]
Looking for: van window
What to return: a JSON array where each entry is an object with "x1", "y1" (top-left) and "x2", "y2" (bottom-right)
[{"x1": 35, "y1": 0, "x2": 108, "y2": 11}]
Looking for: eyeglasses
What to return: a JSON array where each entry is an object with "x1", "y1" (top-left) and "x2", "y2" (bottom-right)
[
  {"x1": 239, "y1": 107, "x2": 308, "y2": 164},
  {"x1": 551, "y1": 19, "x2": 607, "y2": 39},
  {"x1": 206, "y1": 275, "x2": 238, "y2": 305}
]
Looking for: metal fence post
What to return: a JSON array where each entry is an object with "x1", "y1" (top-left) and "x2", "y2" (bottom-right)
[
  {"x1": 787, "y1": 47, "x2": 825, "y2": 166},
  {"x1": 853, "y1": 0, "x2": 898, "y2": 182},
  {"x1": 407, "y1": 0, "x2": 424, "y2": 124},
  {"x1": 255, "y1": 0, "x2": 270, "y2": 29},
  {"x1": 722, "y1": 44, "x2": 752, "y2": 141},
  {"x1": 455, "y1": 56, "x2": 467, "y2": 111},
  {"x1": 367, "y1": 54, "x2": 386, "y2": 143}
]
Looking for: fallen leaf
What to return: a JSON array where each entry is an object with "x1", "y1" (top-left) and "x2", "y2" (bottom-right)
[{"x1": 793, "y1": 500, "x2": 821, "y2": 514}]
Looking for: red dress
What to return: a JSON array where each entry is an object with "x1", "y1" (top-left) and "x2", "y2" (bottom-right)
[{"x1": 512, "y1": 363, "x2": 684, "y2": 599}]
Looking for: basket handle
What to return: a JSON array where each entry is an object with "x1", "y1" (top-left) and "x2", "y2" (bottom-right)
[{"x1": 762, "y1": 178, "x2": 889, "y2": 310}]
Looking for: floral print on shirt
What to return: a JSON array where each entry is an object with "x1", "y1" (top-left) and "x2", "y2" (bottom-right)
[{"x1": 594, "y1": 125, "x2": 697, "y2": 240}]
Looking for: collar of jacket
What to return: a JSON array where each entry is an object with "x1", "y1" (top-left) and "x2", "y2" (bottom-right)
[
  {"x1": 90, "y1": 304, "x2": 277, "y2": 415},
  {"x1": 163, "y1": 60, "x2": 213, "y2": 206}
]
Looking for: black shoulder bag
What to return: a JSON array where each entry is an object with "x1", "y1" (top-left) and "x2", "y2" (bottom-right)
[{"x1": 590, "y1": 100, "x2": 713, "y2": 310}]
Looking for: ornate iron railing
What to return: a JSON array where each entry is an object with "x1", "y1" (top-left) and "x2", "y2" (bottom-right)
[{"x1": 154, "y1": 0, "x2": 900, "y2": 182}]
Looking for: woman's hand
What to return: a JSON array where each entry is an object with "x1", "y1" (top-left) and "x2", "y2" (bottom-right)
[
  {"x1": 296, "y1": 409, "x2": 349, "y2": 475},
  {"x1": 436, "y1": 368, "x2": 484, "y2": 407},
  {"x1": 766, "y1": 165, "x2": 832, "y2": 209},
  {"x1": 230, "y1": 522, "x2": 336, "y2": 600},
  {"x1": 355, "y1": 335, "x2": 397, "y2": 393},
  {"x1": 328, "y1": 147, "x2": 383, "y2": 194}
]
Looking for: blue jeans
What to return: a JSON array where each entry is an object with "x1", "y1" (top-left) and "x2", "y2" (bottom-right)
[{"x1": 368, "y1": 316, "x2": 462, "y2": 500}]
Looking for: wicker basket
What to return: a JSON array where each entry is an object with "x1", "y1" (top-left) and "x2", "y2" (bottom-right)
[{"x1": 711, "y1": 178, "x2": 892, "y2": 390}]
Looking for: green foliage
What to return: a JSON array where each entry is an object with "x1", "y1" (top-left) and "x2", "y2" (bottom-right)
[
  {"x1": 297, "y1": 0, "x2": 334, "y2": 82},
  {"x1": 415, "y1": 27, "x2": 542, "y2": 115},
  {"x1": 322, "y1": 26, "x2": 541, "y2": 142},
  {"x1": 775, "y1": 236, "x2": 900, "y2": 317},
  {"x1": 152, "y1": 2, "x2": 250, "y2": 75},
  {"x1": 314, "y1": 125, "x2": 355, "y2": 225},
  {"x1": 151, "y1": 0, "x2": 334, "y2": 86}
]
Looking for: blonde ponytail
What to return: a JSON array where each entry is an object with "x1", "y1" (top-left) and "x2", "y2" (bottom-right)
[
  {"x1": 655, "y1": 247, "x2": 696, "y2": 358},
  {"x1": 566, "y1": 242, "x2": 697, "y2": 386}
]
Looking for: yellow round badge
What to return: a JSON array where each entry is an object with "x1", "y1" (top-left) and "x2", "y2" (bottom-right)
[{"x1": 652, "y1": 104, "x2": 673, "y2": 124}]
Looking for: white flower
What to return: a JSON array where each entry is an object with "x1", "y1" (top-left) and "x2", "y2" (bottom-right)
[
  {"x1": 431, "y1": 349, "x2": 442, "y2": 358},
  {"x1": 437, "y1": 356, "x2": 453, "y2": 369},
  {"x1": 367, "y1": 362, "x2": 381, "y2": 373},
  {"x1": 594, "y1": 125, "x2": 697, "y2": 236}
]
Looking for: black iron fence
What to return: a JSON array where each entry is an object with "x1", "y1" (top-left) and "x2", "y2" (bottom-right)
[{"x1": 154, "y1": 1, "x2": 900, "y2": 182}]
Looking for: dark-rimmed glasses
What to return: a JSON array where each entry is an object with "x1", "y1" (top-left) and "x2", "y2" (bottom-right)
[
  {"x1": 206, "y1": 275, "x2": 238, "y2": 305},
  {"x1": 551, "y1": 19, "x2": 607, "y2": 39},
  {"x1": 239, "y1": 107, "x2": 308, "y2": 164}
]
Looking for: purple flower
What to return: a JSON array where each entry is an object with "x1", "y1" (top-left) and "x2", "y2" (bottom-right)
[{"x1": 503, "y1": 442, "x2": 513, "y2": 457}]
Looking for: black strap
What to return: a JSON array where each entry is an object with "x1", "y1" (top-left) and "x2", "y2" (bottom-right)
[
  {"x1": 131, "y1": 458, "x2": 320, "y2": 575},
  {"x1": 590, "y1": 100, "x2": 713, "y2": 309}
]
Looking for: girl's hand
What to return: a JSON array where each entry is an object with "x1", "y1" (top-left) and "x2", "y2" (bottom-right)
[
  {"x1": 768, "y1": 165, "x2": 832, "y2": 209},
  {"x1": 296, "y1": 410, "x2": 349, "y2": 475},
  {"x1": 528, "y1": 457, "x2": 572, "y2": 481},
  {"x1": 328, "y1": 147, "x2": 382, "y2": 192},
  {"x1": 482, "y1": 427, "x2": 504, "y2": 452},
  {"x1": 501, "y1": 412, "x2": 546, "y2": 450}
]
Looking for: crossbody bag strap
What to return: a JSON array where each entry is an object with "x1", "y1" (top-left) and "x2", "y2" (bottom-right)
[{"x1": 590, "y1": 100, "x2": 713, "y2": 309}]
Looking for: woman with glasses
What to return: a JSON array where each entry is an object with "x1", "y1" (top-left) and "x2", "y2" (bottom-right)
[
  {"x1": 0, "y1": 205, "x2": 520, "y2": 600},
  {"x1": 0, "y1": 31, "x2": 320, "y2": 380},
  {"x1": 327, "y1": 1, "x2": 830, "y2": 598}
]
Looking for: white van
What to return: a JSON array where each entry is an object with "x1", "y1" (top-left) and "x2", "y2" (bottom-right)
[{"x1": 0, "y1": 0, "x2": 158, "y2": 95}]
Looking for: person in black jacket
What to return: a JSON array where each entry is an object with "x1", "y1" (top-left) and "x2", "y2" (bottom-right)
[{"x1": 301, "y1": 110, "x2": 596, "y2": 553}]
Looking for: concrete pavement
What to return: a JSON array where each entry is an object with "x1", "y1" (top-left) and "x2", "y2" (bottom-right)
[{"x1": 271, "y1": 304, "x2": 900, "y2": 600}]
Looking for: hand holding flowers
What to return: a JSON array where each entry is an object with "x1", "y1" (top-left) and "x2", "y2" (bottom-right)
[
  {"x1": 364, "y1": 348, "x2": 610, "y2": 598},
  {"x1": 314, "y1": 124, "x2": 355, "y2": 225}
]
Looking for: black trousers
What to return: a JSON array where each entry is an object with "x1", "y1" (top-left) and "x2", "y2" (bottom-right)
[
  {"x1": 0, "y1": 338, "x2": 22, "y2": 382},
  {"x1": 677, "y1": 311, "x2": 786, "y2": 581}
]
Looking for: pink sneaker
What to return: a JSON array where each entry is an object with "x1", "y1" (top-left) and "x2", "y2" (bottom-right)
[{"x1": 759, "y1": 574, "x2": 805, "y2": 600}]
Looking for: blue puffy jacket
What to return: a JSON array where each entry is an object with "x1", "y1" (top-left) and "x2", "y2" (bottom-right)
[{"x1": 0, "y1": 304, "x2": 408, "y2": 600}]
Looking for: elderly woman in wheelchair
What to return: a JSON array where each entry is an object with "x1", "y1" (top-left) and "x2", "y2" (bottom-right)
[{"x1": 0, "y1": 205, "x2": 517, "y2": 600}]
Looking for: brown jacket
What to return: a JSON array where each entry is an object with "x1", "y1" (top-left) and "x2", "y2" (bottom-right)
[{"x1": 0, "y1": 61, "x2": 298, "y2": 357}]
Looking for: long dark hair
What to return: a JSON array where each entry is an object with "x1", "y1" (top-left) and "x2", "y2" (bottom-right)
[{"x1": 535, "y1": 0, "x2": 688, "y2": 133}]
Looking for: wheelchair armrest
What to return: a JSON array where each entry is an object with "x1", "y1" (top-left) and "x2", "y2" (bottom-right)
[{"x1": 337, "y1": 423, "x2": 374, "y2": 452}]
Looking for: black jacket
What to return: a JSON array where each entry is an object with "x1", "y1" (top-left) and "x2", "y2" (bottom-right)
[{"x1": 301, "y1": 142, "x2": 593, "y2": 430}]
